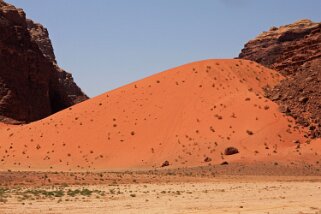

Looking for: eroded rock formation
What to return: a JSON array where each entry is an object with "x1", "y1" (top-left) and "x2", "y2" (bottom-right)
[
  {"x1": 0, "y1": 1, "x2": 88, "y2": 123},
  {"x1": 239, "y1": 19, "x2": 321, "y2": 138}
]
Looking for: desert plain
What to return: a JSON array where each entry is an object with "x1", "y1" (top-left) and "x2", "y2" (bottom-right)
[
  {"x1": 1, "y1": 167, "x2": 321, "y2": 214},
  {"x1": 1, "y1": 59, "x2": 321, "y2": 214},
  {"x1": 1, "y1": 1, "x2": 321, "y2": 213}
]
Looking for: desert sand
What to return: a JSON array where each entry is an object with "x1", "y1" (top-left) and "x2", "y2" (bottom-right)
[
  {"x1": 1, "y1": 2, "x2": 320, "y2": 212},
  {"x1": 0, "y1": 59, "x2": 321, "y2": 214},
  {"x1": 0, "y1": 59, "x2": 319, "y2": 172},
  {"x1": 1, "y1": 173, "x2": 321, "y2": 214}
]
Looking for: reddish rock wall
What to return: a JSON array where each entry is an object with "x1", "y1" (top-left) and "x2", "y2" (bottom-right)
[
  {"x1": 0, "y1": 1, "x2": 88, "y2": 123},
  {"x1": 239, "y1": 19, "x2": 321, "y2": 138}
]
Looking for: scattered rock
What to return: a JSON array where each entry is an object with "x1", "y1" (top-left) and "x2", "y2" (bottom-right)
[
  {"x1": 298, "y1": 96, "x2": 309, "y2": 103},
  {"x1": 305, "y1": 77, "x2": 313, "y2": 82},
  {"x1": 309, "y1": 125, "x2": 316, "y2": 131},
  {"x1": 246, "y1": 130, "x2": 254, "y2": 135},
  {"x1": 220, "y1": 161, "x2": 229, "y2": 165},
  {"x1": 279, "y1": 105, "x2": 290, "y2": 113},
  {"x1": 204, "y1": 157, "x2": 212, "y2": 162},
  {"x1": 224, "y1": 147, "x2": 239, "y2": 155},
  {"x1": 297, "y1": 117, "x2": 310, "y2": 127},
  {"x1": 271, "y1": 93, "x2": 281, "y2": 101},
  {"x1": 161, "y1": 160, "x2": 170, "y2": 167},
  {"x1": 292, "y1": 140, "x2": 300, "y2": 144}
]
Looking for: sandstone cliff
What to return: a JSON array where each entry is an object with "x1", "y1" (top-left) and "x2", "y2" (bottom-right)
[
  {"x1": 0, "y1": 1, "x2": 88, "y2": 123},
  {"x1": 239, "y1": 19, "x2": 321, "y2": 138}
]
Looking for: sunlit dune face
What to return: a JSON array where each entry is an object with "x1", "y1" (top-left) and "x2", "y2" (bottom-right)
[{"x1": 0, "y1": 59, "x2": 316, "y2": 172}]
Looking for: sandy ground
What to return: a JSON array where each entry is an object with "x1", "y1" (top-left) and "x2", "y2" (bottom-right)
[
  {"x1": 1, "y1": 175, "x2": 321, "y2": 214},
  {"x1": 2, "y1": 59, "x2": 315, "y2": 172},
  {"x1": 0, "y1": 59, "x2": 320, "y2": 213}
]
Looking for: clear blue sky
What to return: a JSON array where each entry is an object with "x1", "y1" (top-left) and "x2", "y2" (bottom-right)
[{"x1": 7, "y1": 0, "x2": 321, "y2": 97}]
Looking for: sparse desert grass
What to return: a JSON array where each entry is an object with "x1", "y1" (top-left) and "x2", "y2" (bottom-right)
[
  {"x1": 2, "y1": 178, "x2": 321, "y2": 214},
  {"x1": 0, "y1": 187, "x2": 8, "y2": 203},
  {"x1": 0, "y1": 186, "x2": 106, "y2": 204}
]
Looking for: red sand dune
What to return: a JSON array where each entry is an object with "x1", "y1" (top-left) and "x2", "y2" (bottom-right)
[{"x1": 0, "y1": 59, "x2": 319, "y2": 172}]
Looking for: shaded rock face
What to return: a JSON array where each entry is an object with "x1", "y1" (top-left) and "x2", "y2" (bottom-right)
[
  {"x1": 26, "y1": 19, "x2": 88, "y2": 106},
  {"x1": 239, "y1": 19, "x2": 321, "y2": 138},
  {"x1": 0, "y1": 1, "x2": 88, "y2": 123},
  {"x1": 27, "y1": 19, "x2": 56, "y2": 63}
]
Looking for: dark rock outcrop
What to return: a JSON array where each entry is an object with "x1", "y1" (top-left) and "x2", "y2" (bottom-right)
[
  {"x1": 26, "y1": 19, "x2": 88, "y2": 105},
  {"x1": 239, "y1": 19, "x2": 321, "y2": 75},
  {"x1": 0, "y1": 1, "x2": 88, "y2": 123},
  {"x1": 26, "y1": 19, "x2": 56, "y2": 63},
  {"x1": 239, "y1": 19, "x2": 321, "y2": 138}
]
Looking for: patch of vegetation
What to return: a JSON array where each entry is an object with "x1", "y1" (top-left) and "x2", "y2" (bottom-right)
[
  {"x1": 23, "y1": 189, "x2": 64, "y2": 198},
  {"x1": 0, "y1": 188, "x2": 9, "y2": 203},
  {"x1": 67, "y1": 188, "x2": 104, "y2": 197},
  {"x1": 0, "y1": 186, "x2": 105, "y2": 202}
]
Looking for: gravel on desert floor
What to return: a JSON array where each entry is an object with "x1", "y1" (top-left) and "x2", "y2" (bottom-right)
[{"x1": 1, "y1": 176, "x2": 321, "y2": 214}]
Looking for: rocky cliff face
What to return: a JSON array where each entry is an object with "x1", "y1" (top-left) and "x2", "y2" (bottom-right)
[
  {"x1": 239, "y1": 19, "x2": 321, "y2": 138},
  {"x1": 0, "y1": 1, "x2": 88, "y2": 123},
  {"x1": 27, "y1": 19, "x2": 88, "y2": 106},
  {"x1": 26, "y1": 19, "x2": 56, "y2": 63}
]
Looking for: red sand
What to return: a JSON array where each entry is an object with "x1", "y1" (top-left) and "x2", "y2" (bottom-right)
[{"x1": 0, "y1": 59, "x2": 318, "y2": 172}]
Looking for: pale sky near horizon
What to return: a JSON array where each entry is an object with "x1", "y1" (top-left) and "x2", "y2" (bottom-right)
[{"x1": 7, "y1": 0, "x2": 321, "y2": 97}]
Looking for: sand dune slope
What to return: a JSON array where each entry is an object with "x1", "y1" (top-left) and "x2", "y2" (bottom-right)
[{"x1": 0, "y1": 59, "x2": 317, "y2": 171}]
